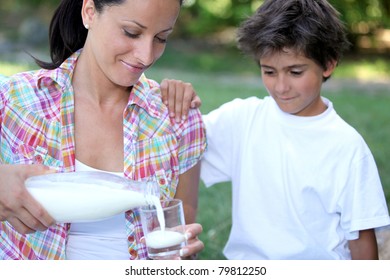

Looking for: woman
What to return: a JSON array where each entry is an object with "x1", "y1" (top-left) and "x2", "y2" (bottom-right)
[
  {"x1": 165, "y1": 0, "x2": 389, "y2": 260},
  {"x1": 0, "y1": 0, "x2": 206, "y2": 260}
]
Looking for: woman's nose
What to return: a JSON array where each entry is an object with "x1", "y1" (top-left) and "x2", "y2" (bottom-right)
[{"x1": 135, "y1": 39, "x2": 154, "y2": 66}]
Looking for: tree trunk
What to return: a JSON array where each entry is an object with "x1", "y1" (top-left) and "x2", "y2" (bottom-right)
[{"x1": 382, "y1": 0, "x2": 390, "y2": 18}]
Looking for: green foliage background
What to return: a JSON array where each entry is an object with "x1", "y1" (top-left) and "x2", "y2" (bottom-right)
[{"x1": 1, "y1": 0, "x2": 390, "y2": 51}]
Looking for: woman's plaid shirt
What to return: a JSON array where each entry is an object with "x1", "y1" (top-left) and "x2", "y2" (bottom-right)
[{"x1": 0, "y1": 51, "x2": 206, "y2": 259}]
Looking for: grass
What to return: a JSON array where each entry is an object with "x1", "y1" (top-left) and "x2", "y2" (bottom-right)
[{"x1": 1, "y1": 45, "x2": 390, "y2": 260}]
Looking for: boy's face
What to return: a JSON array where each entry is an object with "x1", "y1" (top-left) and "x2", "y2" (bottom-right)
[{"x1": 259, "y1": 48, "x2": 336, "y2": 116}]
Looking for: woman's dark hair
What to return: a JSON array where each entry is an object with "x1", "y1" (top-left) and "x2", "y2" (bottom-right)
[
  {"x1": 35, "y1": 0, "x2": 183, "y2": 69},
  {"x1": 237, "y1": 0, "x2": 350, "y2": 80}
]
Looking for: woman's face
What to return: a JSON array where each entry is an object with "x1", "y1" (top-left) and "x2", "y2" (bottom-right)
[
  {"x1": 82, "y1": 0, "x2": 180, "y2": 88},
  {"x1": 259, "y1": 48, "x2": 336, "y2": 116}
]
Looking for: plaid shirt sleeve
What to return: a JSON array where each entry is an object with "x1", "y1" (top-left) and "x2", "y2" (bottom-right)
[{"x1": 177, "y1": 107, "x2": 207, "y2": 174}]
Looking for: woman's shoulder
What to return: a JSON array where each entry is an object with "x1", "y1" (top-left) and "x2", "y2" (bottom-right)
[
  {"x1": 0, "y1": 68, "x2": 65, "y2": 114},
  {"x1": 136, "y1": 74, "x2": 159, "y2": 91},
  {"x1": 0, "y1": 70, "x2": 38, "y2": 98},
  {"x1": 0, "y1": 74, "x2": 8, "y2": 89},
  {"x1": 0, "y1": 68, "x2": 46, "y2": 89}
]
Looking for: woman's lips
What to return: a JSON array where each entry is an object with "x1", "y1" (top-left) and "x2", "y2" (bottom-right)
[{"x1": 121, "y1": 60, "x2": 146, "y2": 73}]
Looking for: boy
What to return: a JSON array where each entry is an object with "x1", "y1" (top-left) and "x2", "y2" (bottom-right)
[
  {"x1": 201, "y1": 0, "x2": 390, "y2": 260},
  {"x1": 166, "y1": 0, "x2": 390, "y2": 259}
]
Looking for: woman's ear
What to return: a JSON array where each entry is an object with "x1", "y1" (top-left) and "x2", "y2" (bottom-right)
[
  {"x1": 323, "y1": 60, "x2": 338, "y2": 79},
  {"x1": 81, "y1": 0, "x2": 96, "y2": 29}
]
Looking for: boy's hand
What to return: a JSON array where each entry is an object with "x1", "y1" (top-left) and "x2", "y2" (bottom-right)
[
  {"x1": 139, "y1": 223, "x2": 204, "y2": 260},
  {"x1": 160, "y1": 79, "x2": 202, "y2": 123}
]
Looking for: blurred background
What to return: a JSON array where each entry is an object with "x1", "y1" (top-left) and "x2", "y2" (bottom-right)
[
  {"x1": 1, "y1": 0, "x2": 389, "y2": 259},
  {"x1": 1, "y1": 0, "x2": 390, "y2": 70}
]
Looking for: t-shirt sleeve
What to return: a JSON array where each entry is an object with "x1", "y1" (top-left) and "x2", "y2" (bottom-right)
[
  {"x1": 338, "y1": 140, "x2": 390, "y2": 240},
  {"x1": 200, "y1": 99, "x2": 244, "y2": 187}
]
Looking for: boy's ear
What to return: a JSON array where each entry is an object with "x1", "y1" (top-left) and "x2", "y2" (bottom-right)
[{"x1": 323, "y1": 60, "x2": 338, "y2": 79}]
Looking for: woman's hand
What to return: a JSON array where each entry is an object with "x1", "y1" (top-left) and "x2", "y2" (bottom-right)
[
  {"x1": 180, "y1": 223, "x2": 204, "y2": 259},
  {"x1": 139, "y1": 223, "x2": 204, "y2": 260},
  {"x1": 0, "y1": 164, "x2": 55, "y2": 234},
  {"x1": 160, "y1": 79, "x2": 202, "y2": 123}
]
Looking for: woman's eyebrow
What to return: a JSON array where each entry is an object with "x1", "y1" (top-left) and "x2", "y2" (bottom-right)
[{"x1": 125, "y1": 20, "x2": 174, "y2": 33}]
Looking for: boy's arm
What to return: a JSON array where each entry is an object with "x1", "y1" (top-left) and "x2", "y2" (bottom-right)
[
  {"x1": 348, "y1": 229, "x2": 379, "y2": 259},
  {"x1": 174, "y1": 162, "x2": 204, "y2": 259}
]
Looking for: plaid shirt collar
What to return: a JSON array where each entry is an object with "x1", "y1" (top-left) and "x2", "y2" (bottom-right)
[{"x1": 34, "y1": 49, "x2": 162, "y2": 120}]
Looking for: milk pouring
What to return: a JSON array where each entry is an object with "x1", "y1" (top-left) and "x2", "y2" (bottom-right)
[{"x1": 139, "y1": 199, "x2": 187, "y2": 259}]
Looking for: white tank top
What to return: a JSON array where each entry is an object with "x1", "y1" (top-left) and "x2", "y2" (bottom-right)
[{"x1": 65, "y1": 160, "x2": 129, "y2": 260}]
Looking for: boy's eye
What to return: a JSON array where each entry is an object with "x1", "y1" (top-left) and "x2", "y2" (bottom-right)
[
  {"x1": 262, "y1": 70, "x2": 274, "y2": 75},
  {"x1": 291, "y1": 70, "x2": 303, "y2": 76}
]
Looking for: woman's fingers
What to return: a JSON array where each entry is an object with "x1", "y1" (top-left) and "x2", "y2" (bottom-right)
[
  {"x1": 180, "y1": 223, "x2": 204, "y2": 259},
  {"x1": 180, "y1": 238, "x2": 204, "y2": 259},
  {"x1": 0, "y1": 164, "x2": 55, "y2": 234},
  {"x1": 7, "y1": 215, "x2": 36, "y2": 235}
]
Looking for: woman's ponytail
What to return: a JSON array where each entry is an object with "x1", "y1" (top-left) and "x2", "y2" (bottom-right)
[{"x1": 35, "y1": 0, "x2": 87, "y2": 69}]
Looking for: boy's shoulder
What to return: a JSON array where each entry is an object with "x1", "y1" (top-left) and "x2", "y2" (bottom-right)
[
  {"x1": 220, "y1": 96, "x2": 267, "y2": 111},
  {"x1": 205, "y1": 96, "x2": 269, "y2": 125}
]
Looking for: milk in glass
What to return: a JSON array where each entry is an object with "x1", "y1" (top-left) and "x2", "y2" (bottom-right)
[{"x1": 140, "y1": 199, "x2": 187, "y2": 259}]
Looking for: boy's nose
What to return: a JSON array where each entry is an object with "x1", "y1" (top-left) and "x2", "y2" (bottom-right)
[{"x1": 274, "y1": 75, "x2": 290, "y2": 94}]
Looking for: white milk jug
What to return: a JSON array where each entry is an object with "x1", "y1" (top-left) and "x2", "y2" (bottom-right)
[{"x1": 25, "y1": 171, "x2": 160, "y2": 223}]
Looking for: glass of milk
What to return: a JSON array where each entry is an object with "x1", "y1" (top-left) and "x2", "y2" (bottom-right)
[{"x1": 139, "y1": 199, "x2": 187, "y2": 260}]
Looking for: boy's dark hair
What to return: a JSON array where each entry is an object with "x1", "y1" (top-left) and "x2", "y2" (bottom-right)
[{"x1": 237, "y1": 0, "x2": 350, "y2": 77}]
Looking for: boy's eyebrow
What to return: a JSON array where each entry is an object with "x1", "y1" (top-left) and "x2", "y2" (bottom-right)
[{"x1": 260, "y1": 64, "x2": 308, "y2": 69}]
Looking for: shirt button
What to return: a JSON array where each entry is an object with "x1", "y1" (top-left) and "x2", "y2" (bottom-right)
[
  {"x1": 127, "y1": 236, "x2": 135, "y2": 243},
  {"x1": 129, "y1": 249, "x2": 138, "y2": 259},
  {"x1": 35, "y1": 154, "x2": 43, "y2": 164}
]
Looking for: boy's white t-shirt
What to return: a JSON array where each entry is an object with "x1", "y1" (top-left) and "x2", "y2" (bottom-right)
[
  {"x1": 65, "y1": 160, "x2": 129, "y2": 260},
  {"x1": 201, "y1": 96, "x2": 390, "y2": 260}
]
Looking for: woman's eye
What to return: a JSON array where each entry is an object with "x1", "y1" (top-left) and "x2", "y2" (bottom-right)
[
  {"x1": 124, "y1": 30, "x2": 138, "y2": 38},
  {"x1": 155, "y1": 37, "x2": 167, "y2": 44}
]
